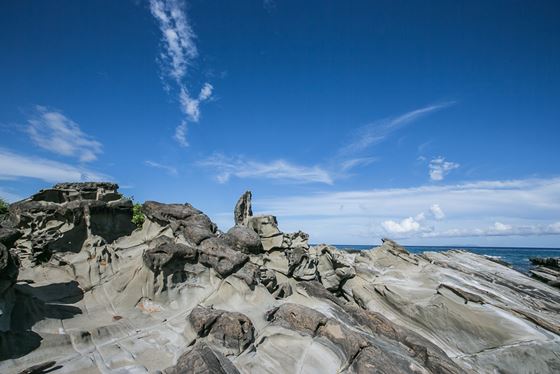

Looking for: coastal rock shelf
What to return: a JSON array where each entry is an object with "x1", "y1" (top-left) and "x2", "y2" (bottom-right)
[{"x1": 1, "y1": 183, "x2": 559, "y2": 373}]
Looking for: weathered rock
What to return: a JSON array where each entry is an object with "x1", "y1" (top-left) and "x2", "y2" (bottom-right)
[
  {"x1": 189, "y1": 306, "x2": 254, "y2": 355},
  {"x1": 234, "y1": 191, "x2": 252, "y2": 226},
  {"x1": 10, "y1": 184, "x2": 136, "y2": 264},
  {"x1": 316, "y1": 245, "x2": 355, "y2": 291},
  {"x1": 258, "y1": 267, "x2": 277, "y2": 293},
  {"x1": 0, "y1": 225, "x2": 21, "y2": 249},
  {"x1": 286, "y1": 246, "x2": 318, "y2": 280},
  {"x1": 0, "y1": 243, "x2": 19, "y2": 295},
  {"x1": 143, "y1": 201, "x2": 217, "y2": 245},
  {"x1": 247, "y1": 215, "x2": 281, "y2": 238},
  {"x1": 223, "y1": 226, "x2": 263, "y2": 254},
  {"x1": 3, "y1": 187, "x2": 560, "y2": 374},
  {"x1": 143, "y1": 239, "x2": 197, "y2": 273},
  {"x1": 232, "y1": 261, "x2": 259, "y2": 289},
  {"x1": 198, "y1": 237, "x2": 249, "y2": 277},
  {"x1": 267, "y1": 303, "x2": 326, "y2": 335},
  {"x1": 142, "y1": 201, "x2": 202, "y2": 225},
  {"x1": 530, "y1": 257, "x2": 560, "y2": 269},
  {"x1": 165, "y1": 341, "x2": 240, "y2": 374}
]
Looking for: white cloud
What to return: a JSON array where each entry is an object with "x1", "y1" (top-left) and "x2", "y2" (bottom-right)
[
  {"x1": 429, "y1": 157, "x2": 459, "y2": 181},
  {"x1": 199, "y1": 154, "x2": 333, "y2": 185},
  {"x1": 382, "y1": 216, "x2": 424, "y2": 235},
  {"x1": 145, "y1": 160, "x2": 178, "y2": 175},
  {"x1": 149, "y1": 0, "x2": 198, "y2": 82},
  {"x1": 252, "y1": 177, "x2": 560, "y2": 244},
  {"x1": 179, "y1": 83, "x2": 213, "y2": 122},
  {"x1": 25, "y1": 106, "x2": 102, "y2": 162},
  {"x1": 340, "y1": 157, "x2": 378, "y2": 171},
  {"x1": 174, "y1": 121, "x2": 189, "y2": 147},
  {"x1": 149, "y1": 0, "x2": 213, "y2": 147},
  {"x1": 430, "y1": 204, "x2": 445, "y2": 220},
  {"x1": 493, "y1": 221, "x2": 512, "y2": 231},
  {"x1": 0, "y1": 149, "x2": 110, "y2": 183},
  {"x1": 339, "y1": 102, "x2": 454, "y2": 155}
]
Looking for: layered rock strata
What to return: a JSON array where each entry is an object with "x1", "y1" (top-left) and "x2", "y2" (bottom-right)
[{"x1": 0, "y1": 184, "x2": 559, "y2": 373}]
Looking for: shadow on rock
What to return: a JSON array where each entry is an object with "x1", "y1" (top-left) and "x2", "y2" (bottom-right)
[
  {"x1": 0, "y1": 331, "x2": 42, "y2": 360},
  {"x1": 11, "y1": 281, "x2": 84, "y2": 331}
]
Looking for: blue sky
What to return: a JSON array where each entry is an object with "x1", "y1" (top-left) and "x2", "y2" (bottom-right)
[{"x1": 1, "y1": 0, "x2": 559, "y2": 247}]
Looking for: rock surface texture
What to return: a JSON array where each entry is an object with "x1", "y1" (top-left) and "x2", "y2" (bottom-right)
[{"x1": 1, "y1": 184, "x2": 559, "y2": 373}]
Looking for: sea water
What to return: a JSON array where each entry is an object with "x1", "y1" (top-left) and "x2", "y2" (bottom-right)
[{"x1": 332, "y1": 245, "x2": 560, "y2": 273}]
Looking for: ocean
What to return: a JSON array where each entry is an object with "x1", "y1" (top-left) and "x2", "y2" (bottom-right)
[{"x1": 332, "y1": 245, "x2": 560, "y2": 273}]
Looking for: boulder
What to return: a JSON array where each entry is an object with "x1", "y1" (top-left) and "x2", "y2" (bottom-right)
[
  {"x1": 166, "y1": 341, "x2": 240, "y2": 374},
  {"x1": 189, "y1": 306, "x2": 254, "y2": 355},
  {"x1": 143, "y1": 201, "x2": 217, "y2": 245},
  {"x1": 198, "y1": 237, "x2": 248, "y2": 277},
  {"x1": 143, "y1": 239, "x2": 197, "y2": 273},
  {"x1": 223, "y1": 226, "x2": 263, "y2": 254}
]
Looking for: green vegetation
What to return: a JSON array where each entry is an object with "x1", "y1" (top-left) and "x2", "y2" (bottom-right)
[
  {"x1": 132, "y1": 202, "x2": 145, "y2": 228},
  {"x1": 0, "y1": 197, "x2": 8, "y2": 215}
]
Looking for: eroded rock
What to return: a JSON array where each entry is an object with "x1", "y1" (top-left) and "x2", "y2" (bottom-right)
[
  {"x1": 198, "y1": 237, "x2": 248, "y2": 277},
  {"x1": 189, "y1": 306, "x2": 254, "y2": 355},
  {"x1": 166, "y1": 341, "x2": 240, "y2": 374}
]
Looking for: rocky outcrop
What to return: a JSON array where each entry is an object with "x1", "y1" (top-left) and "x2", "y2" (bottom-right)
[
  {"x1": 8, "y1": 183, "x2": 135, "y2": 265},
  {"x1": 530, "y1": 257, "x2": 560, "y2": 288},
  {"x1": 1, "y1": 186, "x2": 560, "y2": 374}
]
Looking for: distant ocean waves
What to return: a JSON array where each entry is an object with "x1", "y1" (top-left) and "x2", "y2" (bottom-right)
[{"x1": 332, "y1": 244, "x2": 560, "y2": 273}]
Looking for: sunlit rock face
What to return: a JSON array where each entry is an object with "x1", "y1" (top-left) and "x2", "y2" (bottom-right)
[{"x1": 1, "y1": 185, "x2": 559, "y2": 373}]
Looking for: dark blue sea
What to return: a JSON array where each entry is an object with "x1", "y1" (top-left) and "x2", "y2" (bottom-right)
[{"x1": 331, "y1": 245, "x2": 560, "y2": 273}]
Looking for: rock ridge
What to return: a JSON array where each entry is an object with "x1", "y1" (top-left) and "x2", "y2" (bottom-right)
[{"x1": 0, "y1": 183, "x2": 559, "y2": 373}]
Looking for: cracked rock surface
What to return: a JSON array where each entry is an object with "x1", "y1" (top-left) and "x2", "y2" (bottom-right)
[{"x1": 1, "y1": 183, "x2": 559, "y2": 373}]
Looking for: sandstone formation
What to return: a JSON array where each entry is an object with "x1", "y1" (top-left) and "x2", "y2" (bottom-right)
[{"x1": 0, "y1": 183, "x2": 559, "y2": 373}]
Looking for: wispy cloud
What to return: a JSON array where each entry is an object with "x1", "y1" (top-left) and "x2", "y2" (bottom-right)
[
  {"x1": 423, "y1": 221, "x2": 560, "y2": 238},
  {"x1": 253, "y1": 177, "x2": 560, "y2": 244},
  {"x1": 340, "y1": 157, "x2": 378, "y2": 171},
  {"x1": 145, "y1": 160, "x2": 178, "y2": 175},
  {"x1": 339, "y1": 102, "x2": 454, "y2": 155},
  {"x1": 0, "y1": 149, "x2": 110, "y2": 183},
  {"x1": 199, "y1": 154, "x2": 333, "y2": 184},
  {"x1": 25, "y1": 106, "x2": 102, "y2": 162},
  {"x1": 429, "y1": 156, "x2": 459, "y2": 181},
  {"x1": 149, "y1": 0, "x2": 213, "y2": 147},
  {"x1": 0, "y1": 187, "x2": 23, "y2": 203}
]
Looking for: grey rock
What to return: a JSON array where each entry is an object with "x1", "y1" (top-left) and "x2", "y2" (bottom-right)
[
  {"x1": 286, "y1": 246, "x2": 317, "y2": 280},
  {"x1": 247, "y1": 215, "x2": 281, "y2": 238},
  {"x1": 232, "y1": 261, "x2": 259, "y2": 289},
  {"x1": 142, "y1": 201, "x2": 202, "y2": 225},
  {"x1": 166, "y1": 341, "x2": 240, "y2": 374},
  {"x1": 189, "y1": 306, "x2": 254, "y2": 355},
  {"x1": 258, "y1": 267, "x2": 277, "y2": 293},
  {"x1": 233, "y1": 191, "x2": 252, "y2": 226},
  {"x1": 198, "y1": 237, "x2": 248, "y2": 277},
  {"x1": 143, "y1": 201, "x2": 217, "y2": 245},
  {"x1": 143, "y1": 239, "x2": 197, "y2": 273},
  {"x1": 0, "y1": 226, "x2": 21, "y2": 249},
  {"x1": 223, "y1": 226, "x2": 263, "y2": 254}
]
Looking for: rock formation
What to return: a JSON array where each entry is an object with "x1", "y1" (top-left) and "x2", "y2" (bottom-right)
[
  {"x1": 1, "y1": 183, "x2": 559, "y2": 373},
  {"x1": 530, "y1": 257, "x2": 560, "y2": 288}
]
